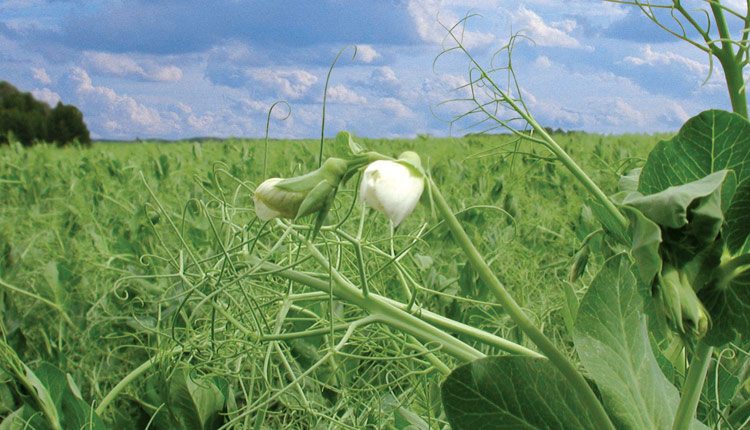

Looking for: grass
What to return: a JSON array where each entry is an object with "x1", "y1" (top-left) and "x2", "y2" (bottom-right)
[{"x1": 0, "y1": 133, "x2": 658, "y2": 429}]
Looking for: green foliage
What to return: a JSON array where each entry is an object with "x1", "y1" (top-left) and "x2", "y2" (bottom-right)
[
  {"x1": 624, "y1": 110, "x2": 750, "y2": 346},
  {"x1": 0, "y1": 134, "x2": 652, "y2": 428},
  {"x1": 143, "y1": 368, "x2": 227, "y2": 430},
  {"x1": 441, "y1": 356, "x2": 599, "y2": 429},
  {"x1": 573, "y1": 254, "x2": 696, "y2": 430},
  {"x1": 0, "y1": 81, "x2": 91, "y2": 147}
]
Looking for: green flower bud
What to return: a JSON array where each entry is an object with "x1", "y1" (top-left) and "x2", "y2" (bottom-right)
[
  {"x1": 658, "y1": 264, "x2": 711, "y2": 339},
  {"x1": 253, "y1": 158, "x2": 348, "y2": 221}
]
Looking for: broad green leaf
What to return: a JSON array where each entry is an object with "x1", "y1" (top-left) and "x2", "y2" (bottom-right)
[
  {"x1": 619, "y1": 206, "x2": 662, "y2": 284},
  {"x1": 639, "y1": 110, "x2": 750, "y2": 195},
  {"x1": 145, "y1": 368, "x2": 227, "y2": 430},
  {"x1": 623, "y1": 170, "x2": 727, "y2": 232},
  {"x1": 700, "y1": 269, "x2": 750, "y2": 347},
  {"x1": 587, "y1": 196, "x2": 629, "y2": 245},
  {"x1": 0, "y1": 407, "x2": 29, "y2": 430},
  {"x1": 22, "y1": 363, "x2": 61, "y2": 429},
  {"x1": 618, "y1": 168, "x2": 641, "y2": 193},
  {"x1": 615, "y1": 171, "x2": 729, "y2": 284},
  {"x1": 441, "y1": 356, "x2": 599, "y2": 429},
  {"x1": 573, "y1": 254, "x2": 705, "y2": 430},
  {"x1": 32, "y1": 363, "x2": 108, "y2": 430},
  {"x1": 725, "y1": 180, "x2": 750, "y2": 253}
]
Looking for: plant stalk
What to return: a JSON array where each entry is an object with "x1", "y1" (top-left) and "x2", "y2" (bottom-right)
[
  {"x1": 710, "y1": 1, "x2": 749, "y2": 119},
  {"x1": 262, "y1": 229, "x2": 486, "y2": 363},
  {"x1": 429, "y1": 179, "x2": 616, "y2": 430},
  {"x1": 672, "y1": 341, "x2": 713, "y2": 430}
]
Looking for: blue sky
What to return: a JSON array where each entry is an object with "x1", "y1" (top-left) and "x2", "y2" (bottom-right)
[{"x1": 0, "y1": 0, "x2": 746, "y2": 139}]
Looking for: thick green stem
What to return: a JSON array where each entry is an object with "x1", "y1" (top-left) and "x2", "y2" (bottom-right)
[
  {"x1": 717, "y1": 54, "x2": 748, "y2": 118},
  {"x1": 259, "y1": 230, "x2": 486, "y2": 363},
  {"x1": 672, "y1": 342, "x2": 713, "y2": 430},
  {"x1": 472, "y1": 69, "x2": 627, "y2": 232},
  {"x1": 711, "y1": 2, "x2": 749, "y2": 118},
  {"x1": 96, "y1": 355, "x2": 162, "y2": 415},
  {"x1": 429, "y1": 179, "x2": 616, "y2": 430}
]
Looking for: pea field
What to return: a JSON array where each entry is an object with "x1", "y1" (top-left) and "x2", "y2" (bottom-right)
[{"x1": 0, "y1": 134, "x2": 656, "y2": 429}]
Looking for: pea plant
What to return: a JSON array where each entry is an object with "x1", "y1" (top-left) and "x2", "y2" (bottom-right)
[{"x1": 244, "y1": 2, "x2": 750, "y2": 430}]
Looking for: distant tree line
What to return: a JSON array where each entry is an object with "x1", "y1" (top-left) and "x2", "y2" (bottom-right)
[{"x1": 0, "y1": 81, "x2": 91, "y2": 146}]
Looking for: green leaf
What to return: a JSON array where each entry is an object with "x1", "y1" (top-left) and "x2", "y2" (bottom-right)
[
  {"x1": 725, "y1": 180, "x2": 750, "y2": 253},
  {"x1": 145, "y1": 368, "x2": 227, "y2": 430},
  {"x1": 623, "y1": 170, "x2": 727, "y2": 231},
  {"x1": 441, "y1": 356, "x2": 599, "y2": 429},
  {"x1": 0, "y1": 407, "x2": 31, "y2": 430},
  {"x1": 336, "y1": 131, "x2": 364, "y2": 155},
  {"x1": 615, "y1": 170, "x2": 729, "y2": 284},
  {"x1": 618, "y1": 168, "x2": 641, "y2": 193},
  {"x1": 700, "y1": 269, "x2": 750, "y2": 347},
  {"x1": 619, "y1": 206, "x2": 662, "y2": 284},
  {"x1": 639, "y1": 109, "x2": 750, "y2": 195},
  {"x1": 33, "y1": 363, "x2": 108, "y2": 430},
  {"x1": 573, "y1": 254, "x2": 705, "y2": 430}
]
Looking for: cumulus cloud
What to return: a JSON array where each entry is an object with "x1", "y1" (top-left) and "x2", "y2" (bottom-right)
[
  {"x1": 69, "y1": 67, "x2": 176, "y2": 136},
  {"x1": 512, "y1": 6, "x2": 582, "y2": 48},
  {"x1": 378, "y1": 97, "x2": 416, "y2": 118},
  {"x1": 247, "y1": 68, "x2": 318, "y2": 99},
  {"x1": 623, "y1": 45, "x2": 710, "y2": 76},
  {"x1": 31, "y1": 67, "x2": 51, "y2": 84},
  {"x1": 407, "y1": 0, "x2": 495, "y2": 48},
  {"x1": 326, "y1": 84, "x2": 367, "y2": 104},
  {"x1": 83, "y1": 51, "x2": 183, "y2": 82},
  {"x1": 355, "y1": 44, "x2": 380, "y2": 63}
]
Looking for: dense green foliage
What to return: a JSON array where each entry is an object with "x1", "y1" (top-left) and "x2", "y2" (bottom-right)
[
  {"x1": 0, "y1": 134, "x2": 655, "y2": 428},
  {"x1": 0, "y1": 82, "x2": 91, "y2": 147}
]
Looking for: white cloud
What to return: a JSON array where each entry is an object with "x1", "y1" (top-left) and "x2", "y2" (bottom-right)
[
  {"x1": 84, "y1": 52, "x2": 183, "y2": 82},
  {"x1": 534, "y1": 55, "x2": 552, "y2": 69},
  {"x1": 606, "y1": 98, "x2": 645, "y2": 127},
  {"x1": 327, "y1": 84, "x2": 367, "y2": 104},
  {"x1": 722, "y1": 0, "x2": 748, "y2": 14},
  {"x1": 379, "y1": 97, "x2": 416, "y2": 118},
  {"x1": 247, "y1": 68, "x2": 318, "y2": 99},
  {"x1": 407, "y1": 0, "x2": 495, "y2": 48},
  {"x1": 31, "y1": 87, "x2": 60, "y2": 106},
  {"x1": 31, "y1": 67, "x2": 51, "y2": 85},
  {"x1": 69, "y1": 67, "x2": 175, "y2": 135},
  {"x1": 623, "y1": 45, "x2": 710, "y2": 76},
  {"x1": 355, "y1": 44, "x2": 381, "y2": 63},
  {"x1": 512, "y1": 6, "x2": 582, "y2": 49}
]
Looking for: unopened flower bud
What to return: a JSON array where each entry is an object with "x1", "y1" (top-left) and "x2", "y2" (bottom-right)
[
  {"x1": 253, "y1": 158, "x2": 348, "y2": 221},
  {"x1": 658, "y1": 264, "x2": 710, "y2": 338},
  {"x1": 253, "y1": 178, "x2": 308, "y2": 221}
]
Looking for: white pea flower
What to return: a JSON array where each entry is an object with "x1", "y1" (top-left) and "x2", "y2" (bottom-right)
[{"x1": 360, "y1": 152, "x2": 425, "y2": 227}]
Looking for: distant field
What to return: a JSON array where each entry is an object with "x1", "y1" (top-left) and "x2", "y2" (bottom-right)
[{"x1": 0, "y1": 134, "x2": 657, "y2": 429}]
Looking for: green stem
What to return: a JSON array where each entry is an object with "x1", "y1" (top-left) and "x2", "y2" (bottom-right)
[
  {"x1": 715, "y1": 253, "x2": 750, "y2": 290},
  {"x1": 429, "y1": 179, "x2": 616, "y2": 430},
  {"x1": 264, "y1": 230, "x2": 486, "y2": 363},
  {"x1": 710, "y1": 2, "x2": 749, "y2": 118},
  {"x1": 465, "y1": 62, "x2": 627, "y2": 231},
  {"x1": 96, "y1": 354, "x2": 162, "y2": 415},
  {"x1": 672, "y1": 341, "x2": 713, "y2": 430},
  {"x1": 284, "y1": 290, "x2": 542, "y2": 357}
]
